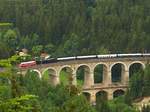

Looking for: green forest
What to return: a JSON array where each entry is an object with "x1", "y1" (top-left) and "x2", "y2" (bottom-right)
[
  {"x1": 0, "y1": 0, "x2": 150, "y2": 59},
  {"x1": 0, "y1": 65, "x2": 150, "y2": 112},
  {"x1": 0, "y1": 0, "x2": 150, "y2": 112}
]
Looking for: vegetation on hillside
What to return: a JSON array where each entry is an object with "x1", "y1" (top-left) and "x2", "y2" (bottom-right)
[
  {"x1": 0, "y1": 65, "x2": 150, "y2": 112},
  {"x1": 0, "y1": 0, "x2": 150, "y2": 59},
  {"x1": 0, "y1": 0, "x2": 150, "y2": 111}
]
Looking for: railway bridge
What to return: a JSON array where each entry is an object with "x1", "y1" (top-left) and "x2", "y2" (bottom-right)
[{"x1": 19, "y1": 54, "x2": 150, "y2": 104}]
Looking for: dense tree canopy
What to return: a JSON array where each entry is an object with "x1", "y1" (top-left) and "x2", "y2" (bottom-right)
[
  {"x1": 0, "y1": 0, "x2": 150, "y2": 111},
  {"x1": 0, "y1": 65, "x2": 150, "y2": 112},
  {"x1": 0, "y1": 68, "x2": 96, "y2": 112},
  {"x1": 0, "y1": 0, "x2": 150, "y2": 59}
]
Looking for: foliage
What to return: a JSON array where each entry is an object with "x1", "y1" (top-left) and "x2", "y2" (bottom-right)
[
  {"x1": 0, "y1": 69, "x2": 41, "y2": 112},
  {"x1": 44, "y1": 43, "x2": 55, "y2": 55},
  {"x1": 12, "y1": 69, "x2": 94, "y2": 112},
  {"x1": 62, "y1": 95, "x2": 95, "y2": 112},
  {"x1": 0, "y1": 0, "x2": 150, "y2": 111},
  {"x1": 0, "y1": 54, "x2": 32, "y2": 67},
  {"x1": 32, "y1": 45, "x2": 43, "y2": 56},
  {"x1": 0, "y1": 23, "x2": 13, "y2": 26},
  {"x1": 127, "y1": 65, "x2": 150, "y2": 100},
  {"x1": 108, "y1": 97, "x2": 137, "y2": 112},
  {"x1": 1, "y1": 65, "x2": 150, "y2": 112},
  {"x1": 95, "y1": 96, "x2": 137, "y2": 112},
  {"x1": 0, "y1": 0, "x2": 150, "y2": 58},
  {"x1": 129, "y1": 72, "x2": 144, "y2": 100},
  {"x1": 0, "y1": 59, "x2": 12, "y2": 67},
  {"x1": 142, "y1": 65, "x2": 150, "y2": 97},
  {"x1": 0, "y1": 95, "x2": 41, "y2": 112}
]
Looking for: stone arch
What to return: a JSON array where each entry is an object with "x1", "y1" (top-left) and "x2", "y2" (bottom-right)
[
  {"x1": 113, "y1": 89, "x2": 125, "y2": 98},
  {"x1": 76, "y1": 64, "x2": 91, "y2": 71},
  {"x1": 110, "y1": 62, "x2": 128, "y2": 71},
  {"x1": 59, "y1": 65, "x2": 72, "y2": 74},
  {"x1": 94, "y1": 63, "x2": 108, "y2": 84},
  {"x1": 129, "y1": 61, "x2": 145, "y2": 78},
  {"x1": 96, "y1": 90, "x2": 108, "y2": 103},
  {"x1": 111, "y1": 62, "x2": 127, "y2": 83},
  {"x1": 82, "y1": 92, "x2": 91, "y2": 102},
  {"x1": 42, "y1": 67, "x2": 57, "y2": 75},
  {"x1": 32, "y1": 69, "x2": 42, "y2": 78},
  {"x1": 128, "y1": 61, "x2": 145, "y2": 70},
  {"x1": 24, "y1": 69, "x2": 41, "y2": 82},
  {"x1": 76, "y1": 64, "x2": 92, "y2": 87},
  {"x1": 26, "y1": 69, "x2": 41, "y2": 79},
  {"x1": 59, "y1": 66, "x2": 74, "y2": 85},
  {"x1": 42, "y1": 67, "x2": 58, "y2": 86}
]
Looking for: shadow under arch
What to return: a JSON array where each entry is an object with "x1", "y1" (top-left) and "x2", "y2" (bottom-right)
[
  {"x1": 59, "y1": 66, "x2": 74, "y2": 85},
  {"x1": 32, "y1": 69, "x2": 42, "y2": 78},
  {"x1": 111, "y1": 63, "x2": 126, "y2": 83},
  {"x1": 113, "y1": 89, "x2": 125, "y2": 98},
  {"x1": 94, "y1": 63, "x2": 108, "y2": 84},
  {"x1": 96, "y1": 90, "x2": 108, "y2": 103},
  {"x1": 24, "y1": 69, "x2": 41, "y2": 86},
  {"x1": 82, "y1": 92, "x2": 91, "y2": 102},
  {"x1": 129, "y1": 62, "x2": 145, "y2": 79},
  {"x1": 76, "y1": 64, "x2": 91, "y2": 87},
  {"x1": 25, "y1": 69, "x2": 41, "y2": 79},
  {"x1": 42, "y1": 68, "x2": 58, "y2": 86}
]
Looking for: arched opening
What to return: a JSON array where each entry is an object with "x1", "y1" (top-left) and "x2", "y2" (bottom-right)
[
  {"x1": 82, "y1": 92, "x2": 91, "y2": 102},
  {"x1": 96, "y1": 91, "x2": 108, "y2": 103},
  {"x1": 25, "y1": 69, "x2": 41, "y2": 79},
  {"x1": 42, "y1": 68, "x2": 57, "y2": 85},
  {"x1": 24, "y1": 69, "x2": 41, "y2": 92},
  {"x1": 111, "y1": 63, "x2": 125, "y2": 83},
  {"x1": 59, "y1": 66, "x2": 73, "y2": 85},
  {"x1": 113, "y1": 89, "x2": 125, "y2": 98},
  {"x1": 32, "y1": 69, "x2": 42, "y2": 78},
  {"x1": 129, "y1": 63, "x2": 144, "y2": 79},
  {"x1": 76, "y1": 65, "x2": 91, "y2": 87},
  {"x1": 94, "y1": 64, "x2": 107, "y2": 84}
]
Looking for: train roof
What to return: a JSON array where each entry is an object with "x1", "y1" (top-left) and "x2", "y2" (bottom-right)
[
  {"x1": 57, "y1": 57, "x2": 76, "y2": 60},
  {"x1": 76, "y1": 55, "x2": 97, "y2": 59},
  {"x1": 20, "y1": 61, "x2": 36, "y2": 64}
]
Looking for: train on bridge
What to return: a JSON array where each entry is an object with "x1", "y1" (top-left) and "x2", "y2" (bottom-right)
[{"x1": 19, "y1": 53, "x2": 150, "y2": 68}]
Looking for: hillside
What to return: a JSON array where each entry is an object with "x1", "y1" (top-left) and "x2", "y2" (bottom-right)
[
  {"x1": 0, "y1": 0, "x2": 150, "y2": 59},
  {"x1": 0, "y1": 0, "x2": 150, "y2": 112}
]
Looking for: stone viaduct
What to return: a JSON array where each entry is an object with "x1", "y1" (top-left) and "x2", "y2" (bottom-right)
[{"x1": 19, "y1": 55, "x2": 150, "y2": 104}]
